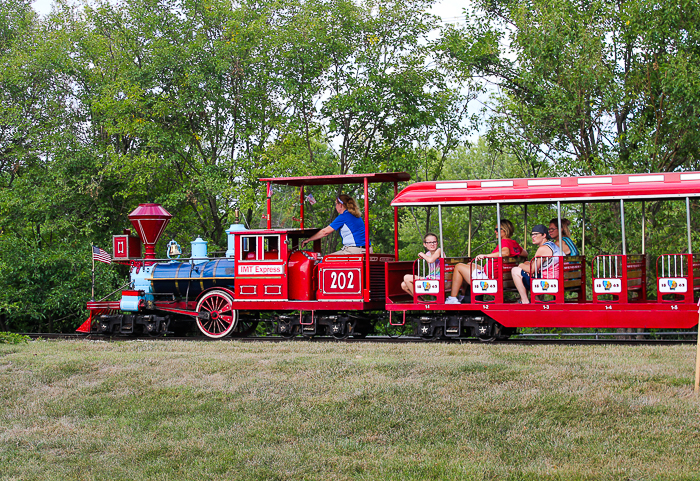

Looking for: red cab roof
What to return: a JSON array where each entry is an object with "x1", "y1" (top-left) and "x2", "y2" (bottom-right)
[
  {"x1": 260, "y1": 172, "x2": 410, "y2": 187},
  {"x1": 392, "y1": 172, "x2": 700, "y2": 206}
]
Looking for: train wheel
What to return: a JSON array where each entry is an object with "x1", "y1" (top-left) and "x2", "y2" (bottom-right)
[
  {"x1": 278, "y1": 322, "x2": 295, "y2": 338},
  {"x1": 421, "y1": 326, "x2": 442, "y2": 341},
  {"x1": 478, "y1": 322, "x2": 504, "y2": 343},
  {"x1": 196, "y1": 291, "x2": 238, "y2": 339},
  {"x1": 231, "y1": 320, "x2": 259, "y2": 337}
]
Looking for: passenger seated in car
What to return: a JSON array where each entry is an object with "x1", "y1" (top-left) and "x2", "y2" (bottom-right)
[
  {"x1": 511, "y1": 224, "x2": 563, "y2": 304},
  {"x1": 548, "y1": 218, "x2": 579, "y2": 256},
  {"x1": 401, "y1": 232, "x2": 442, "y2": 297},
  {"x1": 445, "y1": 219, "x2": 527, "y2": 304}
]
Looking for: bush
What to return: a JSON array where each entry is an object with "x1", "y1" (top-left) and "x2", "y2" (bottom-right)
[{"x1": 0, "y1": 332, "x2": 31, "y2": 344}]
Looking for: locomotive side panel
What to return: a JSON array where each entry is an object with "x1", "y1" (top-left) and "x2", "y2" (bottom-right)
[{"x1": 317, "y1": 256, "x2": 364, "y2": 300}]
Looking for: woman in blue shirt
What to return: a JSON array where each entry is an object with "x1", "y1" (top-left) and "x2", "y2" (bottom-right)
[{"x1": 301, "y1": 194, "x2": 368, "y2": 254}]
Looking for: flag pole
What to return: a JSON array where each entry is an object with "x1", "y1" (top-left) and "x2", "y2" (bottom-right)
[{"x1": 91, "y1": 245, "x2": 96, "y2": 301}]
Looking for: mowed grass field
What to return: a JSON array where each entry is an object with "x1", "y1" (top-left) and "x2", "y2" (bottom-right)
[{"x1": 1, "y1": 340, "x2": 700, "y2": 480}]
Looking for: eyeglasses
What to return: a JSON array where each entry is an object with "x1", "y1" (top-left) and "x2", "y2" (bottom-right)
[
  {"x1": 424, "y1": 241, "x2": 438, "y2": 245},
  {"x1": 548, "y1": 227, "x2": 557, "y2": 232},
  {"x1": 531, "y1": 232, "x2": 544, "y2": 236}
]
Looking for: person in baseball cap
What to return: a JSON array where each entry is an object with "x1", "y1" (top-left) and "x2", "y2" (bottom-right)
[{"x1": 510, "y1": 224, "x2": 562, "y2": 303}]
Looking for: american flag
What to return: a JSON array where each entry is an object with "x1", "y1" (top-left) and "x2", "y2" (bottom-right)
[{"x1": 92, "y1": 246, "x2": 112, "y2": 265}]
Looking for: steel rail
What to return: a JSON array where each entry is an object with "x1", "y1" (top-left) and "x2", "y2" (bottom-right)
[{"x1": 17, "y1": 333, "x2": 696, "y2": 345}]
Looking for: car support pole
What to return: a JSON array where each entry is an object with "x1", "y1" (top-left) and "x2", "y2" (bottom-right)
[
  {"x1": 266, "y1": 181, "x2": 272, "y2": 229},
  {"x1": 496, "y1": 203, "x2": 502, "y2": 256},
  {"x1": 686, "y1": 197, "x2": 692, "y2": 254},
  {"x1": 620, "y1": 200, "x2": 626, "y2": 255},
  {"x1": 364, "y1": 177, "x2": 370, "y2": 303},
  {"x1": 523, "y1": 205, "x2": 527, "y2": 250},
  {"x1": 394, "y1": 182, "x2": 399, "y2": 260},
  {"x1": 581, "y1": 204, "x2": 585, "y2": 256},
  {"x1": 695, "y1": 304, "x2": 700, "y2": 393},
  {"x1": 468, "y1": 206, "x2": 472, "y2": 257},
  {"x1": 300, "y1": 185, "x2": 304, "y2": 229}
]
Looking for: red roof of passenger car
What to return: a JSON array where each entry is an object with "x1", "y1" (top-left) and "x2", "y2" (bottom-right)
[
  {"x1": 391, "y1": 172, "x2": 700, "y2": 206},
  {"x1": 260, "y1": 172, "x2": 410, "y2": 186}
]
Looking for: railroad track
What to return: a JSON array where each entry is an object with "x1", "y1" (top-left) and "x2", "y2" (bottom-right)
[{"x1": 19, "y1": 333, "x2": 697, "y2": 345}]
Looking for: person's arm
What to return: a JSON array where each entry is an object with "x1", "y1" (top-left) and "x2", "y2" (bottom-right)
[
  {"x1": 559, "y1": 240, "x2": 571, "y2": 255},
  {"x1": 531, "y1": 245, "x2": 554, "y2": 272},
  {"x1": 301, "y1": 226, "x2": 335, "y2": 247},
  {"x1": 420, "y1": 248, "x2": 442, "y2": 263},
  {"x1": 475, "y1": 244, "x2": 513, "y2": 260}
]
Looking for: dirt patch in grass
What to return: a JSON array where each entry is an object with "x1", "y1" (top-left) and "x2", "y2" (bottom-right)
[{"x1": 1, "y1": 340, "x2": 699, "y2": 480}]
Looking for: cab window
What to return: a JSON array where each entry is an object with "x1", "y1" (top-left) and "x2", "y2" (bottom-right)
[
  {"x1": 264, "y1": 236, "x2": 280, "y2": 260},
  {"x1": 240, "y1": 236, "x2": 257, "y2": 260}
]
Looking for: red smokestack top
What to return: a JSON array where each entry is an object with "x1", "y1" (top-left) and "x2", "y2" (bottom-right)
[{"x1": 128, "y1": 203, "x2": 172, "y2": 260}]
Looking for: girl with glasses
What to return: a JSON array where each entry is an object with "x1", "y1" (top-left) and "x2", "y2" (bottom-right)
[{"x1": 401, "y1": 233, "x2": 442, "y2": 297}]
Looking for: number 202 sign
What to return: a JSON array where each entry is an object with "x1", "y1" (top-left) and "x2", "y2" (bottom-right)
[{"x1": 322, "y1": 268, "x2": 361, "y2": 294}]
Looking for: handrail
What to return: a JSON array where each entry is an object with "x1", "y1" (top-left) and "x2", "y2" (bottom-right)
[
  {"x1": 656, "y1": 254, "x2": 696, "y2": 303},
  {"x1": 411, "y1": 257, "x2": 449, "y2": 304},
  {"x1": 592, "y1": 254, "x2": 646, "y2": 303}
]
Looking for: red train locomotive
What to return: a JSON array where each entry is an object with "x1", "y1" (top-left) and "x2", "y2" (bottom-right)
[
  {"x1": 83, "y1": 173, "x2": 407, "y2": 338},
  {"x1": 82, "y1": 171, "x2": 700, "y2": 340}
]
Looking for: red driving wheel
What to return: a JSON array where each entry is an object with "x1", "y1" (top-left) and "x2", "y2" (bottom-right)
[{"x1": 195, "y1": 290, "x2": 238, "y2": 339}]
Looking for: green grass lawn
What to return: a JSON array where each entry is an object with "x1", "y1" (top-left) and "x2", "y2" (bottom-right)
[{"x1": 1, "y1": 340, "x2": 699, "y2": 480}]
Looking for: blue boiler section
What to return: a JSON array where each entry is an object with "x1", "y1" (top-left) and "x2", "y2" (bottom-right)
[{"x1": 150, "y1": 259, "x2": 236, "y2": 297}]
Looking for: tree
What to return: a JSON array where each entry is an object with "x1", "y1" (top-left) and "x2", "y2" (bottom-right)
[
  {"x1": 443, "y1": 0, "x2": 700, "y2": 175},
  {"x1": 0, "y1": 0, "x2": 479, "y2": 330}
]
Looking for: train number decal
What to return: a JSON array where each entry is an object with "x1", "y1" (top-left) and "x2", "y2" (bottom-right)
[{"x1": 322, "y1": 268, "x2": 361, "y2": 294}]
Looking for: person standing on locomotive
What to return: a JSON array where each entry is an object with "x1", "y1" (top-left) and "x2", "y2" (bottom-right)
[
  {"x1": 511, "y1": 224, "x2": 563, "y2": 304},
  {"x1": 301, "y1": 194, "x2": 369, "y2": 255},
  {"x1": 400, "y1": 232, "x2": 443, "y2": 297}
]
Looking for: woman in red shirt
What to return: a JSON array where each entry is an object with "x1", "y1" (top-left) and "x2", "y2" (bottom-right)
[{"x1": 445, "y1": 219, "x2": 527, "y2": 304}]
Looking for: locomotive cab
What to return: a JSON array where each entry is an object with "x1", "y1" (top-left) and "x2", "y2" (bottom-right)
[{"x1": 233, "y1": 231, "x2": 288, "y2": 300}]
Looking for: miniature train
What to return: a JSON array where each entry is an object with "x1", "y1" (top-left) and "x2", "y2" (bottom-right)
[{"x1": 81, "y1": 171, "x2": 700, "y2": 340}]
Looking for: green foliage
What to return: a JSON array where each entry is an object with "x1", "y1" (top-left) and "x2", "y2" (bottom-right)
[
  {"x1": 0, "y1": 0, "x2": 473, "y2": 330},
  {"x1": 444, "y1": 0, "x2": 700, "y2": 175},
  {"x1": 0, "y1": 331, "x2": 30, "y2": 344},
  {"x1": 3, "y1": 0, "x2": 698, "y2": 331}
]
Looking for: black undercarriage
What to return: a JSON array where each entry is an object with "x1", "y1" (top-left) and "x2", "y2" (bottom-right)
[{"x1": 92, "y1": 310, "x2": 513, "y2": 341}]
